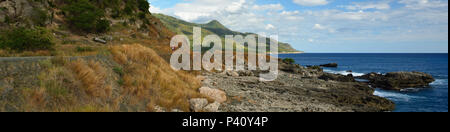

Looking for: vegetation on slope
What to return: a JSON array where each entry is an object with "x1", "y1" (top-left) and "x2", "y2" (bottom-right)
[
  {"x1": 0, "y1": 44, "x2": 204, "y2": 112},
  {"x1": 154, "y1": 13, "x2": 301, "y2": 53},
  {"x1": 62, "y1": 0, "x2": 109, "y2": 34},
  {"x1": 0, "y1": 0, "x2": 205, "y2": 112},
  {"x1": 0, "y1": 0, "x2": 168, "y2": 56},
  {"x1": 0, "y1": 27, "x2": 54, "y2": 52}
]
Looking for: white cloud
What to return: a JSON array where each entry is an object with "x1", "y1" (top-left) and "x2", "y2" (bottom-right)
[
  {"x1": 156, "y1": 0, "x2": 301, "y2": 36},
  {"x1": 279, "y1": 11, "x2": 303, "y2": 20},
  {"x1": 281, "y1": 10, "x2": 300, "y2": 15},
  {"x1": 152, "y1": 0, "x2": 448, "y2": 52},
  {"x1": 225, "y1": 0, "x2": 246, "y2": 13},
  {"x1": 265, "y1": 24, "x2": 276, "y2": 30},
  {"x1": 159, "y1": 0, "x2": 249, "y2": 22},
  {"x1": 345, "y1": 2, "x2": 391, "y2": 10},
  {"x1": 313, "y1": 24, "x2": 336, "y2": 33},
  {"x1": 149, "y1": 6, "x2": 162, "y2": 13},
  {"x1": 313, "y1": 24, "x2": 326, "y2": 30},
  {"x1": 253, "y1": 4, "x2": 284, "y2": 10},
  {"x1": 399, "y1": 0, "x2": 448, "y2": 9},
  {"x1": 293, "y1": 0, "x2": 329, "y2": 6}
]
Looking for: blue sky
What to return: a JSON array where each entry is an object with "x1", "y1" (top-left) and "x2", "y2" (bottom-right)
[{"x1": 148, "y1": 0, "x2": 448, "y2": 53}]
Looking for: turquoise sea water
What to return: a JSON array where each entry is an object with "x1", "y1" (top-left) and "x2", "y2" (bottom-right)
[{"x1": 279, "y1": 53, "x2": 448, "y2": 112}]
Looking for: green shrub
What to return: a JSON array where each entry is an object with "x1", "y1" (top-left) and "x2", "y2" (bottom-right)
[
  {"x1": 113, "y1": 66, "x2": 124, "y2": 77},
  {"x1": 282, "y1": 58, "x2": 295, "y2": 64},
  {"x1": 137, "y1": 0, "x2": 150, "y2": 12},
  {"x1": 76, "y1": 46, "x2": 94, "y2": 52},
  {"x1": 111, "y1": 8, "x2": 122, "y2": 19},
  {"x1": 0, "y1": 27, "x2": 54, "y2": 52},
  {"x1": 31, "y1": 8, "x2": 48, "y2": 26},
  {"x1": 113, "y1": 66, "x2": 125, "y2": 86},
  {"x1": 63, "y1": 0, "x2": 110, "y2": 33},
  {"x1": 4, "y1": 15, "x2": 11, "y2": 24},
  {"x1": 129, "y1": 17, "x2": 136, "y2": 24},
  {"x1": 95, "y1": 19, "x2": 111, "y2": 33},
  {"x1": 124, "y1": 1, "x2": 136, "y2": 15},
  {"x1": 138, "y1": 12, "x2": 146, "y2": 19}
]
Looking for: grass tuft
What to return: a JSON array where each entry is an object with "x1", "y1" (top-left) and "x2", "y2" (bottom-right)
[{"x1": 110, "y1": 44, "x2": 204, "y2": 111}]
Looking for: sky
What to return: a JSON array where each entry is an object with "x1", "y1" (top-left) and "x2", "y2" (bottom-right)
[{"x1": 148, "y1": 0, "x2": 448, "y2": 53}]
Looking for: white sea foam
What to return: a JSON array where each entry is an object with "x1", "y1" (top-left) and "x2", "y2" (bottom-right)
[
  {"x1": 323, "y1": 69, "x2": 365, "y2": 77},
  {"x1": 374, "y1": 90, "x2": 424, "y2": 102},
  {"x1": 431, "y1": 79, "x2": 448, "y2": 86}
]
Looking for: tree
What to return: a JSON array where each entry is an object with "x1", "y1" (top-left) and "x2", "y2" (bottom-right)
[
  {"x1": 63, "y1": 0, "x2": 104, "y2": 33},
  {"x1": 137, "y1": 0, "x2": 150, "y2": 12}
]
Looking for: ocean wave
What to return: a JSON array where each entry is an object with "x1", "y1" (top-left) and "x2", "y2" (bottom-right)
[
  {"x1": 323, "y1": 69, "x2": 365, "y2": 77},
  {"x1": 374, "y1": 90, "x2": 424, "y2": 102},
  {"x1": 431, "y1": 79, "x2": 448, "y2": 86}
]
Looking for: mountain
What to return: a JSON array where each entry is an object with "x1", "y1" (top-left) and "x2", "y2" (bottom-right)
[{"x1": 154, "y1": 13, "x2": 302, "y2": 53}]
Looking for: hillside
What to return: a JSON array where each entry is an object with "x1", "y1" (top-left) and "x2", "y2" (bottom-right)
[
  {"x1": 0, "y1": 0, "x2": 213, "y2": 112},
  {"x1": 154, "y1": 13, "x2": 302, "y2": 53},
  {"x1": 1, "y1": 0, "x2": 175, "y2": 59}
]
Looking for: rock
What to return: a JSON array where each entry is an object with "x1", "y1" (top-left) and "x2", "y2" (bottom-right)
[
  {"x1": 279, "y1": 60, "x2": 306, "y2": 74},
  {"x1": 319, "y1": 73, "x2": 356, "y2": 82},
  {"x1": 238, "y1": 70, "x2": 254, "y2": 76},
  {"x1": 199, "y1": 87, "x2": 227, "y2": 103},
  {"x1": 93, "y1": 37, "x2": 107, "y2": 44},
  {"x1": 359, "y1": 71, "x2": 435, "y2": 91},
  {"x1": 0, "y1": 0, "x2": 35, "y2": 26},
  {"x1": 306, "y1": 65, "x2": 323, "y2": 71},
  {"x1": 189, "y1": 98, "x2": 208, "y2": 112},
  {"x1": 203, "y1": 102, "x2": 221, "y2": 112},
  {"x1": 102, "y1": 35, "x2": 114, "y2": 41},
  {"x1": 226, "y1": 71, "x2": 239, "y2": 77},
  {"x1": 320, "y1": 63, "x2": 338, "y2": 67},
  {"x1": 154, "y1": 105, "x2": 166, "y2": 112}
]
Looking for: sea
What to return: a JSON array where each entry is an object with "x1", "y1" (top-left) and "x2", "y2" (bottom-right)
[{"x1": 278, "y1": 53, "x2": 448, "y2": 112}]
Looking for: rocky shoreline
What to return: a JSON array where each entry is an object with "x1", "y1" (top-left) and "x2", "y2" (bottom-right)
[
  {"x1": 195, "y1": 61, "x2": 435, "y2": 112},
  {"x1": 1, "y1": 56, "x2": 435, "y2": 112},
  {"x1": 358, "y1": 72, "x2": 435, "y2": 91}
]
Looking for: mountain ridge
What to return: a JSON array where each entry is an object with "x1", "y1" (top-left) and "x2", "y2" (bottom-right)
[{"x1": 154, "y1": 13, "x2": 302, "y2": 53}]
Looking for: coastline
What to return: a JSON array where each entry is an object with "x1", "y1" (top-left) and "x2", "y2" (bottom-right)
[
  {"x1": 270, "y1": 52, "x2": 304, "y2": 55},
  {"x1": 200, "y1": 61, "x2": 395, "y2": 112}
]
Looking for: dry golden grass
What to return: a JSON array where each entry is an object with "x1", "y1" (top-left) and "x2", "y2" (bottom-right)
[
  {"x1": 0, "y1": 12, "x2": 204, "y2": 111},
  {"x1": 111, "y1": 44, "x2": 203, "y2": 111},
  {"x1": 1, "y1": 44, "x2": 203, "y2": 112},
  {"x1": 69, "y1": 59, "x2": 112, "y2": 98},
  {"x1": 0, "y1": 57, "x2": 116, "y2": 112}
]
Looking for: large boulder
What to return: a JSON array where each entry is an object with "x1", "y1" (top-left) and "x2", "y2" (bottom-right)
[
  {"x1": 0, "y1": 0, "x2": 49, "y2": 26},
  {"x1": 319, "y1": 73, "x2": 356, "y2": 82},
  {"x1": 279, "y1": 60, "x2": 305, "y2": 73},
  {"x1": 203, "y1": 102, "x2": 221, "y2": 112},
  {"x1": 93, "y1": 37, "x2": 107, "y2": 44},
  {"x1": 237, "y1": 70, "x2": 254, "y2": 76},
  {"x1": 226, "y1": 70, "x2": 239, "y2": 77},
  {"x1": 189, "y1": 98, "x2": 208, "y2": 112},
  {"x1": 359, "y1": 72, "x2": 435, "y2": 91},
  {"x1": 199, "y1": 87, "x2": 227, "y2": 103},
  {"x1": 320, "y1": 63, "x2": 338, "y2": 68}
]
